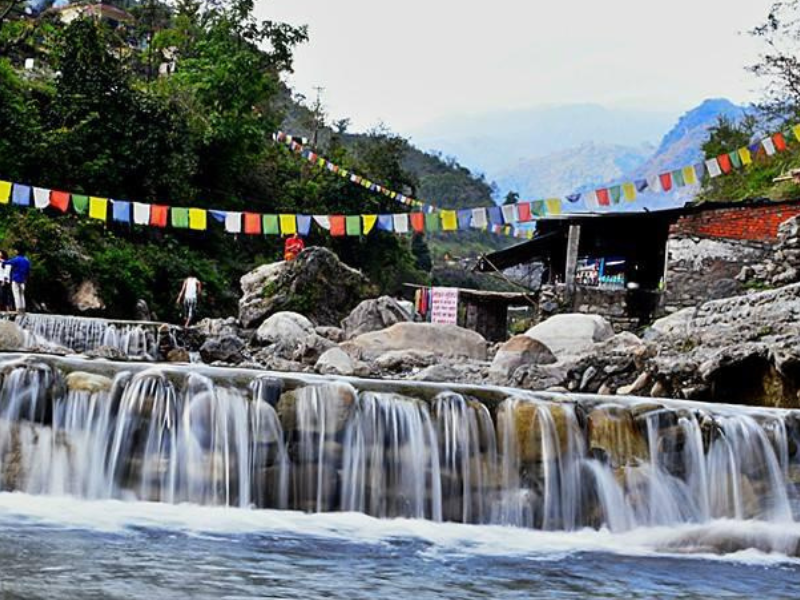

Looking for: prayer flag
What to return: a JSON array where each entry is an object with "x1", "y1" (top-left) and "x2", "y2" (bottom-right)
[
  {"x1": 648, "y1": 175, "x2": 662, "y2": 193},
  {"x1": 501, "y1": 204, "x2": 517, "y2": 224},
  {"x1": 682, "y1": 166, "x2": 697, "y2": 186},
  {"x1": 457, "y1": 209, "x2": 473, "y2": 228},
  {"x1": 150, "y1": 204, "x2": 169, "y2": 227},
  {"x1": 189, "y1": 208, "x2": 207, "y2": 231},
  {"x1": 171, "y1": 207, "x2": 189, "y2": 229},
  {"x1": 279, "y1": 214, "x2": 297, "y2": 235},
  {"x1": 672, "y1": 169, "x2": 685, "y2": 188},
  {"x1": 425, "y1": 212, "x2": 441, "y2": 232},
  {"x1": 516, "y1": 203, "x2": 532, "y2": 222},
  {"x1": 0, "y1": 181, "x2": 10, "y2": 204},
  {"x1": 363, "y1": 214, "x2": 378, "y2": 234},
  {"x1": 377, "y1": 215, "x2": 394, "y2": 232},
  {"x1": 738, "y1": 147, "x2": 753, "y2": 166},
  {"x1": 584, "y1": 190, "x2": 599, "y2": 209},
  {"x1": 410, "y1": 212, "x2": 425, "y2": 233},
  {"x1": 609, "y1": 186, "x2": 622, "y2": 204},
  {"x1": 762, "y1": 137, "x2": 777, "y2": 156},
  {"x1": 694, "y1": 162, "x2": 706, "y2": 180},
  {"x1": 12, "y1": 184, "x2": 31, "y2": 206},
  {"x1": 243, "y1": 212, "x2": 261, "y2": 234},
  {"x1": 330, "y1": 215, "x2": 346, "y2": 237},
  {"x1": 263, "y1": 214, "x2": 279, "y2": 235},
  {"x1": 545, "y1": 198, "x2": 562, "y2": 215},
  {"x1": 133, "y1": 202, "x2": 150, "y2": 225},
  {"x1": 392, "y1": 213, "x2": 409, "y2": 233},
  {"x1": 209, "y1": 210, "x2": 226, "y2": 223},
  {"x1": 89, "y1": 197, "x2": 108, "y2": 221},
  {"x1": 488, "y1": 206, "x2": 504, "y2": 225},
  {"x1": 566, "y1": 193, "x2": 581, "y2": 203},
  {"x1": 774, "y1": 132, "x2": 788, "y2": 152},
  {"x1": 596, "y1": 188, "x2": 611, "y2": 206},
  {"x1": 50, "y1": 191, "x2": 70, "y2": 212},
  {"x1": 728, "y1": 151, "x2": 742, "y2": 169},
  {"x1": 33, "y1": 187, "x2": 50, "y2": 209},
  {"x1": 72, "y1": 194, "x2": 89, "y2": 214},
  {"x1": 793, "y1": 124, "x2": 800, "y2": 142},
  {"x1": 112, "y1": 200, "x2": 131, "y2": 223},
  {"x1": 346, "y1": 215, "x2": 361, "y2": 236},
  {"x1": 471, "y1": 207, "x2": 487, "y2": 229},
  {"x1": 441, "y1": 210, "x2": 458, "y2": 231},
  {"x1": 705, "y1": 158, "x2": 722, "y2": 178},
  {"x1": 717, "y1": 154, "x2": 732, "y2": 174},
  {"x1": 659, "y1": 173, "x2": 673, "y2": 192},
  {"x1": 297, "y1": 215, "x2": 312, "y2": 236},
  {"x1": 531, "y1": 201, "x2": 545, "y2": 217},
  {"x1": 635, "y1": 179, "x2": 649, "y2": 192},
  {"x1": 313, "y1": 215, "x2": 331, "y2": 231},
  {"x1": 224, "y1": 211, "x2": 242, "y2": 233},
  {"x1": 622, "y1": 182, "x2": 637, "y2": 201}
]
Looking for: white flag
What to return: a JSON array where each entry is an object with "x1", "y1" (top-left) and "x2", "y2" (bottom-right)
[
  {"x1": 392, "y1": 213, "x2": 409, "y2": 233},
  {"x1": 224, "y1": 211, "x2": 242, "y2": 234},
  {"x1": 133, "y1": 202, "x2": 150, "y2": 225},
  {"x1": 471, "y1": 207, "x2": 488, "y2": 229},
  {"x1": 583, "y1": 190, "x2": 599, "y2": 209},
  {"x1": 32, "y1": 187, "x2": 50, "y2": 209},
  {"x1": 501, "y1": 204, "x2": 517, "y2": 224},
  {"x1": 762, "y1": 137, "x2": 776, "y2": 156},
  {"x1": 705, "y1": 158, "x2": 722, "y2": 178},
  {"x1": 647, "y1": 175, "x2": 662, "y2": 193},
  {"x1": 313, "y1": 215, "x2": 331, "y2": 230}
]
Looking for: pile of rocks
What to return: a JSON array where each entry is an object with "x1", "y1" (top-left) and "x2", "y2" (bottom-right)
[{"x1": 738, "y1": 215, "x2": 800, "y2": 288}]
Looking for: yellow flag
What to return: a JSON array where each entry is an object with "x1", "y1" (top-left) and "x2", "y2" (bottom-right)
[
  {"x1": 279, "y1": 214, "x2": 297, "y2": 235},
  {"x1": 738, "y1": 147, "x2": 752, "y2": 166},
  {"x1": 363, "y1": 215, "x2": 378, "y2": 234},
  {"x1": 440, "y1": 210, "x2": 458, "y2": 231},
  {"x1": 89, "y1": 196, "x2": 108, "y2": 220},
  {"x1": 545, "y1": 198, "x2": 562, "y2": 215},
  {"x1": 622, "y1": 182, "x2": 637, "y2": 202},
  {"x1": 682, "y1": 166, "x2": 697, "y2": 186},
  {"x1": 793, "y1": 125, "x2": 800, "y2": 142},
  {"x1": 0, "y1": 180, "x2": 11, "y2": 204},
  {"x1": 189, "y1": 208, "x2": 207, "y2": 230}
]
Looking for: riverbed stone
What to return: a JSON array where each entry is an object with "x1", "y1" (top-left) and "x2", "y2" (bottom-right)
[
  {"x1": 349, "y1": 322, "x2": 488, "y2": 361},
  {"x1": 315, "y1": 347, "x2": 356, "y2": 376},
  {"x1": 341, "y1": 296, "x2": 411, "y2": 339},
  {"x1": 489, "y1": 335, "x2": 557, "y2": 378},
  {"x1": 0, "y1": 320, "x2": 26, "y2": 351},
  {"x1": 525, "y1": 314, "x2": 614, "y2": 358},
  {"x1": 65, "y1": 371, "x2": 113, "y2": 394}
]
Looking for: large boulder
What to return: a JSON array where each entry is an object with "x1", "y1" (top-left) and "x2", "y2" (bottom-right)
[
  {"x1": 0, "y1": 320, "x2": 26, "y2": 351},
  {"x1": 489, "y1": 335, "x2": 557, "y2": 378},
  {"x1": 525, "y1": 314, "x2": 614, "y2": 358},
  {"x1": 315, "y1": 347, "x2": 356, "y2": 376},
  {"x1": 341, "y1": 296, "x2": 411, "y2": 339},
  {"x1": 348, "y1": 322, "x2": 487, "y2": 361},
  {"x1": 199, "y1": 335, "x2": 246, "y2": 365},
  {"x1": 255, "y1": 312, "x2": 315, "y2": 346},
  {"x1": 239, "y1": 247, "x2": 371, "y2": 329},
  {"x1": 71, "y1": 280, "x2": 105, "y2": 313}
]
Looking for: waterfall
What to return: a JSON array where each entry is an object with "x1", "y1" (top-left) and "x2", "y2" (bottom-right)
[
  {"x1": 0, "y1": 355, "x2": 796, "y2": 535},
  {"x1": 16, "y1": 314, "x2": 159, "y2": 359}
]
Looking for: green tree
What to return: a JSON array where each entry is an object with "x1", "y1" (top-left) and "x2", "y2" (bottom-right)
[{"x1": 411, "y1": 233, "x2": 433, "y2": 273}]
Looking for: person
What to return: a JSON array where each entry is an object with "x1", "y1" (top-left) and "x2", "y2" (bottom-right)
[
  {"x1": 0, "y1": 251, "x2": 12, "y2": 312},
  {"x1": 176, "y1": 275, "x2": 202, "y2": 327},
  {"x1": 3, "y1": 245, "x2": 30, "y2": 314},
  {"x1": 283, "y1": 233, "x2": 305, "y2": 262}
]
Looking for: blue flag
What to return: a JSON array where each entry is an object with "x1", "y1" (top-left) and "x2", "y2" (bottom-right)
[
  {"x1": 488, "y1": 205, "x2": 504, "y2": 225},
  {"x1": 297, "y1": 215, "x2": 312, "y2": 236},
  {"x1": 112, "y1": 200, "x2": 131, "y2": 223},
  {"x1": 566, "y1": 193, "x2": 581, "y2": 203},
  {"x1": 634, "y1": 179, "x2": 649, "y2": 193},
  {"x1": 12, "y1": 184, "x2": 31, "y2": 206},
  {"x1": 377, "y1": 215, "x2": 394, "y2": 232},
  {"x1": 457, "y1": 209, "x2": 472, "y2": 229},
  {"x1": 209, "y1": 210, "x2": 227, "y2": 223}
]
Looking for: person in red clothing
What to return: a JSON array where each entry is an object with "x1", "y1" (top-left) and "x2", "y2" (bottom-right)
[{"x1": 283, "y1": 233, "x2": 305, "y2": 261}]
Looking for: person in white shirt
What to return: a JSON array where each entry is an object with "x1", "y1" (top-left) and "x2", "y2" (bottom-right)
[
  {"x1": 176, "y1": 276, "x2": 202, "y2": 327},
  {"x1": 0, "y1": 251, "x2": 12, "y2": 312}
]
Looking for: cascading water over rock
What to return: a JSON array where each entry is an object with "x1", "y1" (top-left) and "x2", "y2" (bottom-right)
[{"x1": 0, "y1": 354, "x2": 797, "y2": 550}]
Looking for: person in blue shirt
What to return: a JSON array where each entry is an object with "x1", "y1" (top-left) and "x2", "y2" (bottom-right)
[{"x1": 3, "y1": 245, "x2": 31, "y2": 314}]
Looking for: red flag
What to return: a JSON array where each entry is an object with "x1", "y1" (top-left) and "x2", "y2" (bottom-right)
[
  {"x1": 50, "y1": 190, "x2": 70, "y2": 212},
  {"x1": 150, "y1": 205, "x2": 169, "y2": 227},
  {"x1": 243, "y1": 212, "x2": 261, "y2": 235},
  {"x1": 596, "y1": 189, "x2": 610, "y2": 206},
  {"x1": 330, "y1": 215, "x2": 346, "y2": 237},
  {"x1": 659, "y1": 172, "x2": 673, "y2": 192},
  {"x1": 773, "y1": 132, "x2": 788, "y2": 152},
  {"x1": 517, "y1": 202, "x2": 532, "y2": 222},
  {"x1": 410, "y1": 212, "x2": 425, "y2": 233},
  {"x1": 717, "y1": 154, "x2": 732, "y2": 173}
]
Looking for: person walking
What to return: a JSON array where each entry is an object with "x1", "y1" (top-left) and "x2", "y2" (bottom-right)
[
  {"x1": 0, "y1": 251, "x2": 13, "y2": 312},
  {"x1": 176, "y1": 275, "x2": 202, "y2": 327},
  {"x1": 3, "y1": 245, "x2": 31, "y2": 314}
]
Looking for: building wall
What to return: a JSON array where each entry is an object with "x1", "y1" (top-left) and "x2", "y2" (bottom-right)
[{"x1": 663, "y1": 203, "x2": 800, "y2": 312}]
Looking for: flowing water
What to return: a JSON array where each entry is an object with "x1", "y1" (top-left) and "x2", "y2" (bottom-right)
[{"x1": 0, "y1": 353, "x2": 797, "y2": 598}]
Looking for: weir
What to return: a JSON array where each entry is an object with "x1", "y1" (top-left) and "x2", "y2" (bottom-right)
[{"x1": 0, "y1": 352, "x2": 796, "y2": 541}]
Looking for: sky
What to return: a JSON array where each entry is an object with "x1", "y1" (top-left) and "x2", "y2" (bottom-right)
[{"x1": 263, "y1": 0, "x2": 775, "y2": 135}]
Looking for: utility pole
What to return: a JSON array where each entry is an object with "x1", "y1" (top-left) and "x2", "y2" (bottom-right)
[{"x1": 311, "y1": 85, "x2": 325, "y2": 148}]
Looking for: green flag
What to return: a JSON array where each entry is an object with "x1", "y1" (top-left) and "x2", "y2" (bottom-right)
[
  {"x1": 263, "y1": 214, "x2": 279, "y2": 235},
  {"x1": 532, "y1": 200, "x2": 545, "y2": 217},
  {"x1": 672, "y1": 169, "x2": 686, "y2": 188},
  {"x1": 609, "y1": 186, "x2": 622, "y2": 204},
  {"x1": 171, "y1": 207, "x2": 189, "y2": 228},
  {"x1": 345, "y1": 215, "x2": 361, "y2": 236},
  {"x1": 729, "y1": 150, "x2": 742, "y2": 169},
  {"x1": 72, "y1": 194, "x2": 89, "y2": 215},
  {"x1": 425, "y1": 212, "x2": 440, "y2": 232}
]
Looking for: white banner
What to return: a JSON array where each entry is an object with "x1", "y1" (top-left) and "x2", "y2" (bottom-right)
[{"x1": 430, "y1": 287, "x2": 459, "y2": 325}]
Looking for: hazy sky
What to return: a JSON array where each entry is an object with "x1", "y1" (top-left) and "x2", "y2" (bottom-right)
[{"x1": 263, "y1": 0, "x2": 774, "y2": 134}]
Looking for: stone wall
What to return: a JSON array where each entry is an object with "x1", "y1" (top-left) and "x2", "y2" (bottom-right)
[{"x1": 538, "y1": 285, "x2": 650, "y2": 333}]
